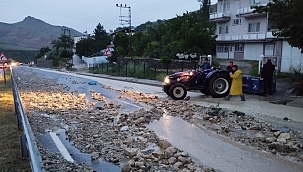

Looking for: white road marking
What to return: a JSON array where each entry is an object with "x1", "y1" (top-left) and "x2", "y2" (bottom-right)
[
  {"x1": 49, "y1": 132, "x2": 74, "y2": 163},
  {"x1": 116, "y1": 99, "x2": 142, "y2": 108}
]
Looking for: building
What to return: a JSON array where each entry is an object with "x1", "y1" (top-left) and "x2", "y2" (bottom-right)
[
  {"x1": 210, "y1": 0, "x2": 303, "y2": 72},
  {"x1": 73, "y1": 35, "x2": 88, "y2": 47}
]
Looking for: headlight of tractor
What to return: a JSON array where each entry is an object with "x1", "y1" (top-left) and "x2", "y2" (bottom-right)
[{"x1": 164, "y1": 76, "x2": 170, "y2": 84}]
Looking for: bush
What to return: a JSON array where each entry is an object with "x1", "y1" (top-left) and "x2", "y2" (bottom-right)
[
  {"x1": 124, "y1": 62, "x2": 150, "y2": 78},
  {"x1": 52, "y1": 56, "x2": 60, "y2": 67}
]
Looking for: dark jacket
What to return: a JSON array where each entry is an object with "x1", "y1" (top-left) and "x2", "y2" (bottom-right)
[
  {"x1": 201, "y1": 61, "x2": 211, "y2": 70},
  {"x1": 261, "y1": 61, "x2": 275, "y2": 79},
  {"x1": 226, "y1": 65, "x2": 233, "y2": 73}
]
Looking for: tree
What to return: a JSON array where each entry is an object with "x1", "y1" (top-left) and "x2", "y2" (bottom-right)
[
  {"x1": 94, "y1": 23, "x2": 110, "y2": 44},
  {"x1": 35, "y1": 46, "x2": 51, "y2": 59},
  {"x1": 113, "y1": 32, "x2": 129, "y2": 57},
  {"x1": 75, "y1": 38, "x2": 96, "y2": 57},
  {"x1": 254, "y1": 0, "x2": 303, "y2": 52}
]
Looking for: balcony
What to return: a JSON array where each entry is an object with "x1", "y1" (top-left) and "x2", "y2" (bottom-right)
[
  {"x1": 237, "y1": 4, "x2": 267, "y2": 18},
  {"x1": 216, "y1": 32, "x2": 276, "y2": 41},
  {"x1": 210, "y1": 12, "x2": 231, "y2": 22}
]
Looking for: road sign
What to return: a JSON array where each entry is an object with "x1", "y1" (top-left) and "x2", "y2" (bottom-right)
[
  {"x1": 0, "y1": 53, "x2": 8, "y2": 63},
  {"x1": 103, "y1": 47, "x2": 112, "y2": 57}
]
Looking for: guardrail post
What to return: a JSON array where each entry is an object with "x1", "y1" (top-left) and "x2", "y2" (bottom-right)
[
  {"x1": 143, "y1": 63, "x2": 146, "y2": 78},
  {"x1": 125, "y1": 61, "x2": 128, "y2": 77},
  {"x1": 20, "y1": 134, "x2": 29, "y2": 158}
]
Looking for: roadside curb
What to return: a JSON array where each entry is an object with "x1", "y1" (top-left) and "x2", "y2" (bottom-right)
[{"x1": 75, "y1": 72, "x2": 163, "y2": 87}]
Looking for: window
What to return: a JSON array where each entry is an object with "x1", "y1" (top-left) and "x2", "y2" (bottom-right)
[
  {"x1": 218, "y1": 26, "x2": 229, "y2": 34},
  {"x1": 233, "y1": 18, "x2": 242, "y2": 25},
  {"x1": 219, "y1": 2, "x2": 230, "y2": 12},
  {"x1": 217, "y1": 44, "x2": 229, "y2": 53},
  {"x1": 250, "y1": 0, "x2": 261, "y2": 5},
  {"x1": 225, "y1": 26, "x2": 229, "y2": 34},
  {"x1": 235, "y1": 44, "x2": 243, "y2": 52},
  {"x1": 248, "y1": 22, "x2": 260, "y2": 32}
]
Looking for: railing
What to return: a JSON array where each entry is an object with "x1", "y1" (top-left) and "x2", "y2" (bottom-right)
[
  {"x1": 11, "y1": 67, "x2": 45, "y2": 172},
  {"x1": 210, "y1": 11, "x2": 231, "y2": 20},
  {"x1": 216, "y1": 32, "x2": 276, "y2": 41},
  {"x1": 237, "y1": 4, "x2": 267, "y2": 15}
]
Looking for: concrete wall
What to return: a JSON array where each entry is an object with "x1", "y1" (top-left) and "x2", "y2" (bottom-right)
[
  {"x1": 82, "y1": 56, "x2": 108, "y2": 68},
  {"x1": 281, "y1": 41, "x2": 303, "y2": 72}
]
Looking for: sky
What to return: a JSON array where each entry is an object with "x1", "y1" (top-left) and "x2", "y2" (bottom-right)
[{"x1": 0, "y1": 0, "x2": 217, "y2": 34}]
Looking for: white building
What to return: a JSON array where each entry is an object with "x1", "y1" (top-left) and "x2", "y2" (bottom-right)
[
  {"x1": 210, "y1": 0, "x2": 303, "y2": 72},
  {"x1": 73, "y1": 36, "x2": 88, "y2": 47}
]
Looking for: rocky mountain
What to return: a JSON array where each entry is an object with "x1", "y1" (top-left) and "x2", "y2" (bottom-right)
[{"x1": 0, "y1": 16, "x2": 82, "y2": 50}]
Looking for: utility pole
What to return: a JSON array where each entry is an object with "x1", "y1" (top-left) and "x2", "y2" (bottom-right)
[
  {"x1": 116, "y1": 4, "x2": 132, "y2": 58},
  {"x1": 62, "y1": 28, "x2": 73, "y2": 68}
]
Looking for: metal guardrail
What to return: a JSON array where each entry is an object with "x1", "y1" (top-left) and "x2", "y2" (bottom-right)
[{"x1": 10, "y1": 67, "x2": 45, "y2": 172}]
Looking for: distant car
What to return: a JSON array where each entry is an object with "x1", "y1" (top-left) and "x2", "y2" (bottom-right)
[{"x1": 0, "y1": 63, "x2": 8, "y2": 68}]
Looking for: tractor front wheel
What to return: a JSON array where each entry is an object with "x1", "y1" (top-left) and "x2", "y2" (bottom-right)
[{"x1": 169, "y1": 83, "x2": 187, "y2": 100}]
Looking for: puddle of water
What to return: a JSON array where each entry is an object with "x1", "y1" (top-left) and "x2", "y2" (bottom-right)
[{"x1": 147, "y1": 116, "x2": 300, "y2": 172}]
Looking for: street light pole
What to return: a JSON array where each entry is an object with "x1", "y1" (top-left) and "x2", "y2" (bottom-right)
[{"x1": 116, "y1": 4, "x2": 132, "y2": 58}]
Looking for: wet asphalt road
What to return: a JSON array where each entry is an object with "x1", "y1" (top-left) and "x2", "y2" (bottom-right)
[{"x1": 17, "y1": 66, "x2": 303, "y2": 172}]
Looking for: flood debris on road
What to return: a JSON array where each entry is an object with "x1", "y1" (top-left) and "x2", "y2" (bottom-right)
[{"x1": 14, "y1": 67, "x2": 302, "y2": 172}]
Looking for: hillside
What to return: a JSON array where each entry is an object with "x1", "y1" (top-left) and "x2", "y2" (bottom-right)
[{"x1": 0, "y1": 16, "x2": 82, "y2": 49}]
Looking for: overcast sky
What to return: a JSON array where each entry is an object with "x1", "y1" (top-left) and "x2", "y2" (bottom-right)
[{"x1": 0, "y1": 0, "x2": 217, "y2": 34}]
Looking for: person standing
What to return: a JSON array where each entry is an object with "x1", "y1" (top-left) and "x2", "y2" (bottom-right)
[
  {"x1": 261, "y1": 59, "x2": 275, "y2": 96},
  {"x1": 226, "y1": 61, "x2": 233, "y2": 73},
  {"x1": 224, "y1": 65, "x2": 246, "y2": 101}
]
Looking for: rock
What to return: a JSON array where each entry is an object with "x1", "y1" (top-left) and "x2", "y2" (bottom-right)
[
  {"x1": 121, "y1": 162, "x2": 131, "y2": 172},
  {"x1": 271, "y1": 149, "x2": 277, "y2": 154},
  {"x1": 283, "y1": 117, "x2": 289, "y2": 121},
  {"x1": 266, "y1": 137, "x2": 276, "y2": 143},
  {"x1": 184, "y1": 96, "x2": 190, "y2": 101},
  {"x1": 90, "y1": 152, "x2": 100, "y2": 160},
  {"x1": 135, "y1": 161, "x2": 144, "y2": 167},
  {"x1": 269, "y1": 142, "x2": 297, "y2": 153},
  {"x1": 158, "y1": 140, "x2": 171, "y2": 149},
  {"x1": 165, "y1": 146, "x2": 177, "y2": 154},
  {"x1": 277, "y1": 138, "x2": 287, "y2": 144},
  {"x1": 273, "y1": 131, "x2": 281, "y2": 137},
  {"x1": 178, "y1": 156, "x2": 189, "y2": 163},
  {"x1": 203, "y1": 115, "x2": 210, "y2": 120},
  {"x1": 152, "y1": 151, "x2": 163, "y2": 159},
  {"x1": 285, "y1": 141, "x2": 293, "y2": 147},
  {"x1": 223, "y1": 127, "x2": 230, "y2": 133},
  {"x1": 168, "y1": 157, "x2": 177, "y2": 164},
  {"x1": 300, "y1": 155, "x2": 303, "y2": 161},
  {"x1": 135, "y1": 117, "x2": 146, "y2": 124},
  {"x1": 123, "y1": 148, "x2": 139, "y2": 157},
  {"x1": 180, "y1": 152, "x2": 189, "y2": 157},
  {"x1": 120, "y1": 126, "x2": 129, "y2": 131},
  {"x1": 255, "y1": 133, "x2": 265, "y2": 139},
  {"x1": 78, "y1": 93, "x2": 86, "y2": 99},
  {"x1": 278, "y1": 133, "x2": 291, "y2": 140},
  {"x1": 173, "y1": 162, "x2": 183, "y2": 170},
  {"x1": 209, "y1": 118, "x2": 216, "y2": 123}
]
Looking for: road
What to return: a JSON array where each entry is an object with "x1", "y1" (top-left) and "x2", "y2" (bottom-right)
[{"x1": 15, "y1": 66, "x2": 303, "y2": 172}]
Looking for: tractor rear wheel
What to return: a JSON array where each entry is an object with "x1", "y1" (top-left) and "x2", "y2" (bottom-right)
[{"x1": 208, "y1": 73, "x2": 230, "y2": 98}]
